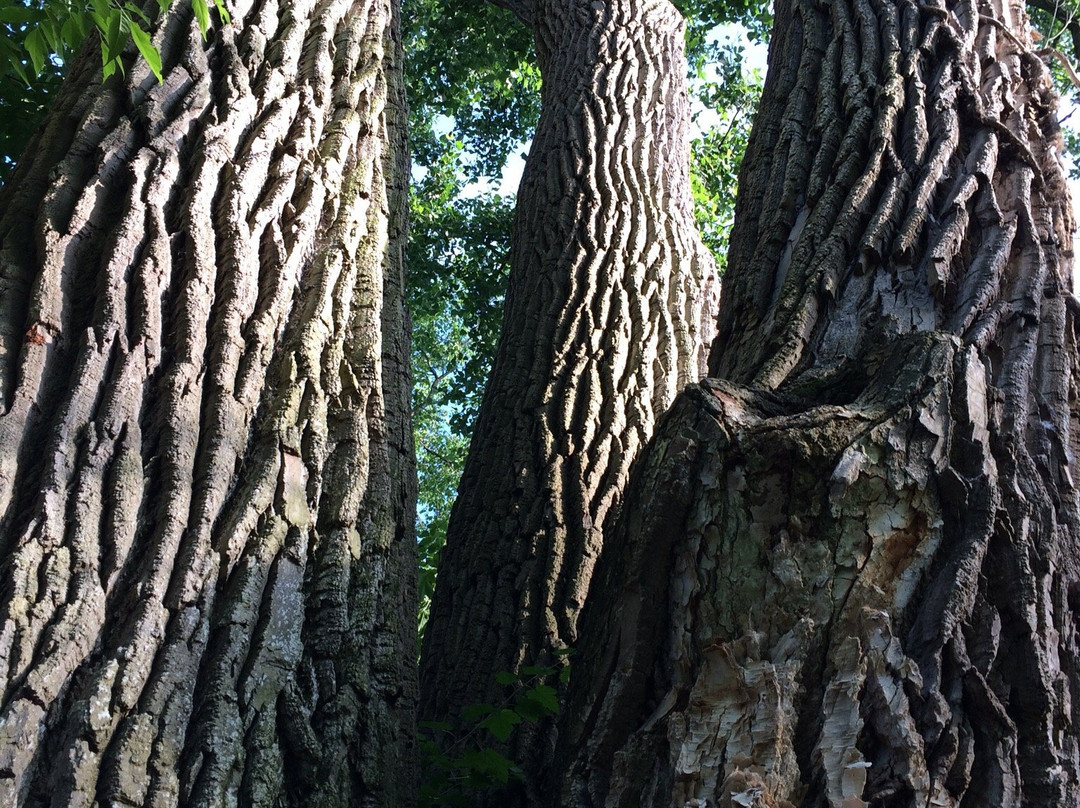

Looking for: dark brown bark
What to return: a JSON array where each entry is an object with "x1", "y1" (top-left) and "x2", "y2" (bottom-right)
[
  {"x1": 0, "y1": 0, "x2": 415, "y2": 804},
  {"x1": 561, "y1": 0, "x2": 1080, "y2": 804},
  {"x1": 418, "y1": 0, "x2": 717, "y2": 799}
]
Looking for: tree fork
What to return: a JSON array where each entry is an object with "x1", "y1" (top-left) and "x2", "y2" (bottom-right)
[
  {"x1": 0, "y1": 0, "x2": 416, "y2": 804},
  {"x1": 561, "y1": 0, "x2": 1080, "y2": 804}
]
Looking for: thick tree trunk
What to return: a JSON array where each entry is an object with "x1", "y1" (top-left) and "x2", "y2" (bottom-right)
[
  {"x1": 418, "y1": 0, "x2": 717, "y2": 798},
  {"x1": 561, "y1": 0, "x2": 1080, "y2": 805},
  {"x1": 0, "y1": 0, "x2": 415, "y2": 805}
]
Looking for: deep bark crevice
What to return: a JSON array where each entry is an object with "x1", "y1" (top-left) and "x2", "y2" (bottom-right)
[{"x1": 0, "y1": 0, "x2": 416, "y2": 803}]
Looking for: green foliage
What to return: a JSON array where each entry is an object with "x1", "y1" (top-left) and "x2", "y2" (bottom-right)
[
  {"x1": 689, "y1": 37, "x2": 764, "y2": 268},
  {"x1": 405, "y1": 0, "x2": 540, "y2": 181},
  {"x1": 0, "y1": 0, "x2": 229, "y2": 181},
  {"x1": 0, "y1": 50, "x2": 62, "y2": 183},
  {"x1": 1026, "y1": 0, "x2": 1080, "y2": 177},
  {"x1": 1028, "y1": 0, "x2": 1080, "y2": 65},
  {"x1": 418, "y1": 663, "x2": 565, "y2": 807},
  {"x1": 0, "y1": 0, "x2": 228, "y2": 87},
  {"x1": 408, "y1": 139, "x2": 517, "y2": 636},
  {"x1": 0, "y1": 0, "x2": 76, "y2": 180},
  {"x1": 405, "y1": 0, "x2": 538, "y2": 637},
  {"x1": 676, "y1": 0, "x2": 772, "y2": 81}
]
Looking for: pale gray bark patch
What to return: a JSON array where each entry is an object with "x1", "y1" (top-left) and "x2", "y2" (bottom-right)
[
  {"x1": 418, "y1": 0, "x2": 718, "y2": 802},
  {"x1": 0, "y1": 0, "x2": 416, "y2": 803},
  {"x1": 561, "y1": 0, "x2": 1080, "y2": 804}
]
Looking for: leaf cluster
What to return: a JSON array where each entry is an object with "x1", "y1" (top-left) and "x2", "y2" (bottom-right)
[
  {"x1": 405, "y1": 0, "x2": 540, "y2": 180},
  {"x1": 689, "y1": 39, "x2": 764, "y2": 267},
  {"x1": 0, "y1": 0, "x2": 227, "y2": 87},
  {"x1": 418, "y1": 659, "x2": 568, "y2": 807},
  {"x1": 0, "y1": 0, "x2": 230, "y2": 182},
  {"x1": 677, "y1": 0, "x2": 772, "y2": 78},
  {"x1": 1026, "y1": 0, "x2": 1080, "y2": 177}
]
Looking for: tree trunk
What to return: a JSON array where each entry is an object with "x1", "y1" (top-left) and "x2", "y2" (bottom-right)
[
  {"x1": 418, "y1": 0, "x2": 717, "y2": 798},
  {"x1": 561, "y1": 0, "x2": 1080, "y2": 804},
  {"x1": 0, "y1": 0, "x2": 415, "y2": 804}
]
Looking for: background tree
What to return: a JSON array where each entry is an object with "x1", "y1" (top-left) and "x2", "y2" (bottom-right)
[
  {"x1": 417, "y1": 0, "x2": 722, "y2": 800},
  {"x1": 561, "y1": 0, "x2": 1080, "y2": 804},
  {"x1": 401, "y1": 0, "x2": 768, "y2": 639},
  {"x1": 0, "y1": 0, "x2": 416, "y2": 804}
]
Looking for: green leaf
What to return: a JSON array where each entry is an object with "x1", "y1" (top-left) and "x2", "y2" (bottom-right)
[
  {"x1": 480, "y1": 708, "x2": 522, "y2": 742},
  {"x1": 88, "y1": 6, "x2": 108, "y2": 35},
  {"x1": 212, "y1": 0, "x2": 230, "y2": 25},
  {"x1": 128, "y1": 21, "x2": 162, "y2": 81},
  {"x1": 523, "y1": 683, "x2": 559, "y2": 715},
  {"x1": 460, "y1": 702, "x2": 495, "y2": 723},
  {"x1": 61, "y1": 13, "x2": 89, "y2": 52},
  {"x1": 23, "y1": 27, "x2": 45, "y2": 76},
  {"x1": 2, "y1": 39, "x2": 31, "y2": 85},
  {"x1": 512, "y1": 694, "x2": 544, "y2": 722},
  {"x1": 519, "y1": 665, "x2": 555, "y2": 677},
  {"x1": 191, "y1": 0, "x2": 210, "y2": 37},
  {"x1": 108, "y1": 14, "x2": 125, "y2": 60},
  {"x1": 124, "y1": 2, "x2": 151, "y2": 24},
  {"x1": 559, "y1": 665, "x2": 570, "y2": 684},
  {"x1": 0, "y1": 7, "x2": 35, "y2": 25},
  {"x1": 89, "y1": 2, "x2": 123, "y2": 80},
  {"x1": 38, "y1": 19, "x2": 62, "y2": 57},
  {"x1": 456, "y1": 748, "x2": 514, "y2": 784},
  {"x1": 10, "y1": 60, "x2": 30, "y2": 86},
  {"x1": 494, "y1": 670, "x2": 518, "y2": 685}
]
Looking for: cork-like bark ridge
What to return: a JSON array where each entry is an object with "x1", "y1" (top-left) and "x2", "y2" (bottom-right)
[{"x1": 0, "y1": 0, "x2": 415, "y2": 804}]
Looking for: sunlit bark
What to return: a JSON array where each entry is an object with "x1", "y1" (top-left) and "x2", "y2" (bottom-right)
[
  {"x1": 418, "y1": 0, "x2": 717, "y2": 801},
  {"x1": 0, "y1": 0, "x2": 415, "y2": 804}
]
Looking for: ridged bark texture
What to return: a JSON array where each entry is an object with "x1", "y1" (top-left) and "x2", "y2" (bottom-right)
[
  {"x1": 419, "y1": 0, "x2": 717, "y2": 798},
  {"x1": 562, "y1": 0, "x2": 1080, "y2": 805},
  {"x1": 0, "y1": 0, "x2": 415, "y2": 805}
]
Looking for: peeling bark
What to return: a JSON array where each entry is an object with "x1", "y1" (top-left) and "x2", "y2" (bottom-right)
[
  {"x1": 0, "y1": 0, "x2": 415, "y2": 804},
  {"x1": 418, "y1": 0, "x2": 717, "y2": 800},
  {"x1": 562, "y1": 0, "x2": 1080, "y2": 804}
]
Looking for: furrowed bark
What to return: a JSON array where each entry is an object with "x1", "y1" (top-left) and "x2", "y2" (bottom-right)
[
  {"x1": 418, "y1": 0, "x2": 717, "y2": 800},
  {"x1": 0, "y1": 0, "x2": 415, "y2": 804},
  {"x1": 562, "y1": 0, "x2": 1080, "y2": 804}
]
